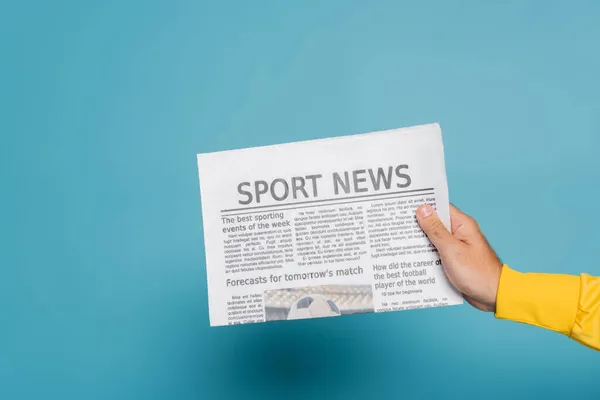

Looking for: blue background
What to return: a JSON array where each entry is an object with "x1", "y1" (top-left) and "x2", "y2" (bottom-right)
[{"x1": 2, "y1": 0, "x2": 599, "y2": 398}]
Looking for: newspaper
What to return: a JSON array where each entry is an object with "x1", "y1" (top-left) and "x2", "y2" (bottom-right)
[{"x1": 197, "y1": 123, "x2": 462, "y2": 326}]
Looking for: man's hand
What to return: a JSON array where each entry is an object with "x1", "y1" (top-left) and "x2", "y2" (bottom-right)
[{"x1": 416, "y1": 204, "x2": 503, "y2": 312}]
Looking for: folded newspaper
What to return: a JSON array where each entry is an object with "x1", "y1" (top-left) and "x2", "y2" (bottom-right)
[{"x1": 197, "y1": 123, "x2": 462, "y2": 326}]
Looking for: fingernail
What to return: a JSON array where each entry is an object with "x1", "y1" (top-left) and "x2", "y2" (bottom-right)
[{"x1": 418, "y1": 205, "x2": 433, "y2": 218}]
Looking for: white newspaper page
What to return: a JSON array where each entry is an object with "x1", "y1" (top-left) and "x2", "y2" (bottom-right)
[{"x1": 197, "y1": 123, "x2": 462, "y2": 327}]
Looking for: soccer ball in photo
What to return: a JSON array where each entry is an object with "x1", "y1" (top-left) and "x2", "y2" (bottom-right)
[{"x1": 286, "y1": 294, "x2": 341, "y2": 320}]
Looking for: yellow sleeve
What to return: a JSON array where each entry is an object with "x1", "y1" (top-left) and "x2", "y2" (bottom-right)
[{"x1": 494, "y1": 265, "x2": 600, "y2": 351}]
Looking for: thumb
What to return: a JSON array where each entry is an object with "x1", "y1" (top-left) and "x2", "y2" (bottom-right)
[{"x1": 416, "y1": 205, "x2": 459, "y2": 251}]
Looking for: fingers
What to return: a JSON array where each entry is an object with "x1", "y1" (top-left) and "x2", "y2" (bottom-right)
[
  {"x1": 416, "y1": 205, "x2": 460, "y2": 251},
  {"x1": 449, "y1": 204, "x2": 481, "y2": 242}
]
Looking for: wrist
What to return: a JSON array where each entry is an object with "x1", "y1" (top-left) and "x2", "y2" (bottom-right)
[{"x1": 486, "y1": 262, "x2": 504, "y2": 313}]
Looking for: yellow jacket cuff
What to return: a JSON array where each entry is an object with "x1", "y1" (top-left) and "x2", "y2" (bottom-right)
[{"x1": 494, "y1": 264, "x2": 581, "y2": 336}]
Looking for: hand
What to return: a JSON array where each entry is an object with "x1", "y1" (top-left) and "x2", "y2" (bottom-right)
[{"x1": 415, "y1": 204, "x2": 503, "y2": 313}]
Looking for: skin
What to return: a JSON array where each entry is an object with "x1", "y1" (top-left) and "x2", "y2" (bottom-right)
[{"x1": 415, "y1": 204, "x2": 503, "y2": 313}]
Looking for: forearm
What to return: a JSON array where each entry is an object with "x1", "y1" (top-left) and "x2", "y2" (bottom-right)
[{"x1": 494, "y1": 265, "x2": 600, "y2": 351}]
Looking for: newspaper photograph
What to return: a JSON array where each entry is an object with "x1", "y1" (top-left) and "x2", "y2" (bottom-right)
[{"x1": 197, "y1": 123, "x2": 463, "y2": 326}]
